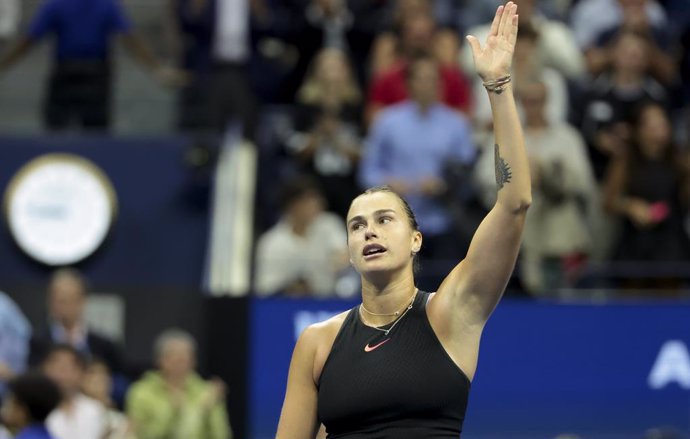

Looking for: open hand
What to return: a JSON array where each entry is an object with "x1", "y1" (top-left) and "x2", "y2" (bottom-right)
[
  {"x1": 201, "y1": 377, "x2": 227, "y2": 409},
  {"x1": 626, "y1": 199, "x2": 654, "y2": 229},
  {"x1": 465, "y1": 2, "x2": 518, "y2": 81}
]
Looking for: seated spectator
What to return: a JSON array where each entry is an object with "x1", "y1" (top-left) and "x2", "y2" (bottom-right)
[
  {"x1": 125, "y1": 329, "x2": 231, "y2": 439},
  {"x1": 574, "y1": 30, "x2": 668, "y2": 180},
  {"x1": 584, "y1": 0, "x2": 677, "y2": 85},
  {"x1": 0, "y1": 291, "x2": 31, "y2": 398},
  {"x1": 29, "y1": 269, "x2": 124, "y2": 401},
  {"x1": 462, "y1": 0, "x2": 585, "y2": 81},
  {"x1": 360, "y1": 55, "x2": 476, "y2": 291},
  {"x1": 370, "y1": 0, "x2": 462, "y2": 73},
  {"x1": 603, "y1": 102, "x2": 690, "y2": 288},
  {"x1": 81, "y1": 359, "x2": 132, "y2": 439},
  {"x1": 474, "y1": 81, "x2": 600, "y2": 294},
  {"x1": 0, "y1": 373, "x2": 62, "y2": 439},
  {"x1": 287, "y1": 48, "x2": 363, "y2": 217},
  {"x1": 0, "y1": 0, "x2": 185, "y2": 131},
  {"x1": 42, "y1": 345, "x2": 107, "y2": 439},
  {"x1": 570, "y1": 0, "x2": 667, "y2": 50},
  {"x1": 254, "y1": 176, "x2": 349, "y2": 297},
  {"x1": 366, "y1": 11, "x2": 472, "y2": 126},
  {"x1": 369, "y1": 0, "x2": 433, "y2": 76}
]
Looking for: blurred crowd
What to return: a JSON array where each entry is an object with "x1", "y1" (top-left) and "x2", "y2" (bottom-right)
[
  {"x1": 0, "y1": 270, "x2": 232, "y2": 439},
  {"x1": 2, "y1": 0, "x2": 690, "y2": 300}
]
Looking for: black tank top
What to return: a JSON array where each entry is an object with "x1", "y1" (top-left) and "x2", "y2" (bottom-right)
[{"x1": 317, "y1": 290, "x2": 471, "y2": 438}]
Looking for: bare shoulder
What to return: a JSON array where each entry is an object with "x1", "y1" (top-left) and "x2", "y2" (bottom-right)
[
  {"x1": 298, "y1": 310, "x2": 351, "y2": 385},
  {"x1": 307, "y1": 310, "x2": 350, "y2": 356}
]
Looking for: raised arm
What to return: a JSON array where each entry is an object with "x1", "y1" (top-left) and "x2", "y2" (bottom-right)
[{"x1": 437, "y1": 2, "x2": 531, "y2": 325}]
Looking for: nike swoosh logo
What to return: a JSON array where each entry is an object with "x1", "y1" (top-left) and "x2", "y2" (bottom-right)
[{"x1": 364, "y1": 339, "x2": 390, "y2": 352}]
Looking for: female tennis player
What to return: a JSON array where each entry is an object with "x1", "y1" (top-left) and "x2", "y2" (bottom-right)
[{"x1": 276, "y1": 2, "x2": 529, "y2": 437}]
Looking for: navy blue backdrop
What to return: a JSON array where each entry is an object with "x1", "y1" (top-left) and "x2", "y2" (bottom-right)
[
  {"x1": 0, "y1": 135, "x2": 209, "y2": 288},
  {"x1": 249, "y1": 298, "x2": 690, "y2": 439}
]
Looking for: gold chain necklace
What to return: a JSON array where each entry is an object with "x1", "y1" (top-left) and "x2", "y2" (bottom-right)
[
  {"x1": 360, "y1": 288, "x2": 418, "y2": 317},
  {"x1": 359, "y1": 300, "x2": 414, "y2": 336}
]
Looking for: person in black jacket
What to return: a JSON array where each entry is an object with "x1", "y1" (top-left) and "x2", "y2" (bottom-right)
[{"x1": 28, "y1": 269, "x2": 126, "y2": 405}]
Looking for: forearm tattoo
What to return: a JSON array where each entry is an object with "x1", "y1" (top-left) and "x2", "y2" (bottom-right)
[{"x1": 494, "y1": 143, "x2": 512, "y2": 190}]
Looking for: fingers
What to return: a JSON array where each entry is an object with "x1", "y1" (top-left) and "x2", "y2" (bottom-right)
[
  {"x1": 489, "y1": 4, "x2": 504, "y2": 37},
  {"x1": 503, "y1": 3, "x2": 518, "y2": 38},
  {"x1": 509, "y1": 14, "x2": 519, "y2": 46},
  {"x1": 465, "y1": 35, "x2": 481, "y2": 59},
  {"x1": 498, "y1": 1, "x2": 515, "y2": 37}
]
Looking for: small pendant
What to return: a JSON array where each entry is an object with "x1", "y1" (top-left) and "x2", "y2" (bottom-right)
[{"x1": 385, "y1": 330, "x2": 390, "y2": 335}]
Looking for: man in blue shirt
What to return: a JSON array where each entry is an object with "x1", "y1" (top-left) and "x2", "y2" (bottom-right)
[
  {"x1": 0, "y1": 292, "x2": 31, "y2": 399},
  {"x1": 0, "y1": 0, "x2": 185, "y2": 130},
  {"x1": 0, "y1": 373, "x2": 61, "y2": 439},
  {"x1": 359, "y1": 54, "x2": 477, "y2": 290}
]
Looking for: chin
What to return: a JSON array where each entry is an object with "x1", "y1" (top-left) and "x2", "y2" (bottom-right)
[{"x1": 358, "y1": 259, "x2": 407, "y2": 277}]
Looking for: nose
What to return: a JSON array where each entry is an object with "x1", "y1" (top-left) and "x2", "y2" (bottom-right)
[{"x1": 364, "y1": 224, "x2": 378, "y2": 240}]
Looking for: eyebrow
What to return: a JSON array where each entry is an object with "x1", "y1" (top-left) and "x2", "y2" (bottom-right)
[{"x1": 347, "y1": 209, "x2": 397, "y2": 226}]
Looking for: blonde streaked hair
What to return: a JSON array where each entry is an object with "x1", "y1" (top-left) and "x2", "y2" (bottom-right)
[{"x1": 297, "y1": 48, "x2": 362, "y2": 106}]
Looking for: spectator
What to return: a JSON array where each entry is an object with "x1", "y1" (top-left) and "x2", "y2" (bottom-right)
[
  {"x1": 287, "y1": 48, "x2": 363, "y2": 217},
  {"x1": 359, "y1": 55, "x2": 476, "y2": 290},
  {"x1": 0, "y1": 292, "x2": 31, "y2": 398},
  {"x1": 29, "y1": 270, "x2": 123, "y2": 382},
  {"x1": 603, "y1": 102, "x2": 690, "y2": 288},
  {"x1": 0, "y1": 0, "x2": 185, "y2": 132},
  {"x1": 81, "y1": 359, "x2": 132, "y2": 439},
  {"x1": 369, "y1": 0, "x2": 463, "y2": 74},
  {"x1": 366, "y1": 11, "x2": 472, "y2": 126},
  {"x1": 475, "y1": 81, "x2": 599, "y2": 294},
  {"x1": 461, "y1": 0, "x2": 585, "y2": 81},
  {"x1": 584, "y1": 0, "x2": 677, "y2": 85},
  {"x1": 0, "y1": 373, "x2": 62, "y2": 439},
  {"x1": 283, "y1": 0, "x2": 391, "y2": 98},
  {"x1": 126, "y1": 329, "x2": 231, "y2": 439},
  {"x1": 29, "y1": 269, "x2": 126, "y2": 408},
  {"x1": 42, "y1": 345, "x2": 107, "y2": 439},
  {"x1": 369, "y1": 0, "x2": 434, "y2": 76},
  {"x1": 574, "y1": 30, "x2": 668, "y2": 180},
  {"x1": 570, "y1": 0, "x2": 667, "y2": 50},
  {"x1": 254, "y1": 176, "x2": 349, "y2": 297},
  {"x1": 168, "y1": 0, "x2": 261, "y2": 138}
]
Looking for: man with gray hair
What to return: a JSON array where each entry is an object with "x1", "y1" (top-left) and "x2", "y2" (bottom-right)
[{"x1": 125, "y1": 329, "x2": 231, "y2": 439}]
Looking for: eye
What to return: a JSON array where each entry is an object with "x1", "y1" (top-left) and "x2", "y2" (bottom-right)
[
  {"x1": 351, "y1": 222, "x2": 365, "y2": 231},
  {"x1": 379, "y1": 216, "x2": 392, "y2": 224}
]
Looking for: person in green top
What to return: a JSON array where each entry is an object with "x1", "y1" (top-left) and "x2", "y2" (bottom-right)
[{"x1": 125, "y1": 329, "x2": 231, "y2": 439}]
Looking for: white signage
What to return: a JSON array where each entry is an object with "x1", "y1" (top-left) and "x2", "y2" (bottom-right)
[
  {"x1": 4, "y1": 154, "x2": 117, "y2": 266},
  {"x1": 648, "y1": 340, "x2": 690, "y2": 390}
]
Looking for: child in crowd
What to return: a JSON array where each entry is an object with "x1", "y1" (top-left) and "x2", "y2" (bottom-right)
[{"x1": 0, "y1": 373, "x2": 62, "y2": 439}]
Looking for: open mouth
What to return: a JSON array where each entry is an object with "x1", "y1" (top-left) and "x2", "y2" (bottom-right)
[{"x1": 363, "y1": 244, "x2": 387, "y2": 258}]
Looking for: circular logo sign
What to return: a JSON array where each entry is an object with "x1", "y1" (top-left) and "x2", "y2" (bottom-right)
[{"x1": 3, "y1": 154, "x2": 117, "y2": 266}]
